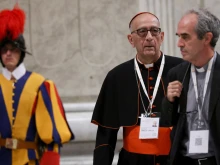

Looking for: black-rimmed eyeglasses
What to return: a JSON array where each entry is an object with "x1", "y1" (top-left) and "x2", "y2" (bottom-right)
[{"x1": 131, "y1": 27, "x2": 161, "y2": 37}]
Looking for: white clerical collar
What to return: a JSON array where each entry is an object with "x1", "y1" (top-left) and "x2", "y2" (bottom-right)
[
  {"x1": 195, "y1": 67, "x2": 205, "y2": 73},
  {"x1": 136, "y1": 56, "x2": 154, "y2": 68},
  {"x1": 2, "y1": 63, "x2": 26, "y2": 80}
]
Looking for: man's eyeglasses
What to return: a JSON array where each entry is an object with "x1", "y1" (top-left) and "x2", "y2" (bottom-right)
[
  {"x1": 131, "y1": 27, "x2": 161, "y2": 37},
  {"x1": 1, "y1": 46, "x2": 20, "y2": 54}
]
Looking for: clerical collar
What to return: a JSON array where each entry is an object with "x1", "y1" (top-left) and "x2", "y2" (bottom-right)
[
  {"x1": 2, "y1": 63, "x2": 26, "y2": 80},
  {"x1": 195, "y1": 66, "x2": 206, "y2": 73},
  {"x1": 136, "y1": 53, "x2": 162, "y2": 69}
]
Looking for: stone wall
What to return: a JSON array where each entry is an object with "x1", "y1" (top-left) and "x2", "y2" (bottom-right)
[
  {"x1": 1, "y1": 0, "x2": 220, "y2": 103},
  {"x1": 0, "y1": 0, "x2": 138, "y2": 103},
  {"x1": 1, "y1": 0, "x2": 220, "y2": 164}
]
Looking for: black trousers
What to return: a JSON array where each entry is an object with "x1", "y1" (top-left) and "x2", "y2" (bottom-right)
[
  {"x1": 117, "y1": 148, "x2": 168, "y2": 165},
  {"x1": 175, "y1": 155, "x2": 217, "y2": 165}
]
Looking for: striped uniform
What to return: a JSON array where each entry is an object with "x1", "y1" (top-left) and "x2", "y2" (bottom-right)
[{"x1": 0, "y1": 71, "x2": 73, "y2": 165}]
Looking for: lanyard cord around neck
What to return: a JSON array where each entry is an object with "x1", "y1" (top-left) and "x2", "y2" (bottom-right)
[
  {"x1": 134, "y1": 54, "x2": 165, "y2": 115},
  {"x1": 191, "y1": 55, "x2": 214, "y2": 120}
]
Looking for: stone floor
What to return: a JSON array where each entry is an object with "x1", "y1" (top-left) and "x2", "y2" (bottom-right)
[{"x1": 60, "y1": 141, "x2": 121, "y2": 165}]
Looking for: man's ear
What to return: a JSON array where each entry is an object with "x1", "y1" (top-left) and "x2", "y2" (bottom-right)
[
  {"x1": 160, "y1": 32, "x2": 164, "y2": 42},
  {"x1": 204, "y1": 32, "x2": 213, "y2": 46},
  {"x1": 127, "y1": 34, "x2": 135, "y2": 48}
]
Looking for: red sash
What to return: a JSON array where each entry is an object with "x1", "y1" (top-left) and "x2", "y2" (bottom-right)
[{"x1": 123, "y1": 126, "x2": 171, "y2": 155}]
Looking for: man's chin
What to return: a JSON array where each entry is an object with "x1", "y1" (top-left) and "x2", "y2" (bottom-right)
[
  {"x1": 5, "y1": 64, "x2": 16, "y2": 68},
  {"x1": 182, "y1": 55, "x2": 192, "y2": 62},
  {"x1": 182, "y1": 54, "x2": 188, "y2": 60},
  {"x1": 143, "y1": 51, "x2": 156, "y2": 56}
]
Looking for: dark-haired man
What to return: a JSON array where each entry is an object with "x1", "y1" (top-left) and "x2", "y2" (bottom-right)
[{"x1": 91, "y1": 12, "x2": 183, "y2": 165}]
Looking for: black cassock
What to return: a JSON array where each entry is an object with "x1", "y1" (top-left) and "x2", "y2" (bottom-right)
[{"x1": 91, "y1": 54, "x2": 183, "y2": 165}]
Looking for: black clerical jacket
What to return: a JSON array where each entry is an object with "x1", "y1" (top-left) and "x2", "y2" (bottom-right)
[
  {"x1": 91, "y1": 54, "x2": 183, "y2": 165},
  {"x1": 162, "y1": 53, "x2": 220, "y2": 165}
]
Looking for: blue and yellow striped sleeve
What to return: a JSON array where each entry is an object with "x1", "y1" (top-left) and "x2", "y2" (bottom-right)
[{"x1": 35, "y1": 80, "x2": 74, "y2": 145}]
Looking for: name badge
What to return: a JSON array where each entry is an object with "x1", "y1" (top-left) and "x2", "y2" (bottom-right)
[
  {"x1": 139, "y1": 115, "x2": 159, "y2": 139},
  {"x1": 189, "y1": 130, "x2": 209, "y2": 153}
]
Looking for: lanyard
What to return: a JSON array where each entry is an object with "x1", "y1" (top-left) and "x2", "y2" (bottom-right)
[
  {"x1": 134, "y1": 54, "x2": 165, "y2": 114},
  {"x1": 191, "y1": 56, "x2": 214, "y2": 120}
]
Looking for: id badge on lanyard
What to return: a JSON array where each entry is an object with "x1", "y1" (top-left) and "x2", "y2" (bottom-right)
[
  {"x1": 134, "y1": 55, "x2": 165, "y2": 139},
  {"x1": 188, "y1": 54, "x2": 214, "y2": 154},
  {"x1": 189, "y1": 130, "x2": 209, "y2": 153},
  {"x1": 139, "y1": 114, "x2": 159, "y2": 139}
]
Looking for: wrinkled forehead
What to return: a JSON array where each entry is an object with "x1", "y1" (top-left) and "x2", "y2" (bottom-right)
[
  {"x1": 179, "y1": 13, "x2": 198, "y2": 26},
  {"x1": 129, "y1": 12, "x2": 160, "y2": 29},
  {"x1": 177, "y1": 14, "x2": 198, "y2": 33}
]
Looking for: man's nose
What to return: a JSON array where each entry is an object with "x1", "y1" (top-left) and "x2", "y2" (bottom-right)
[
  {"x1": 177, "y1": 38, "x2": 184, "y2": 47},
  {"x1": 145, "y1": 31, "x2": 153, "y2": 40},
  {"x1": 5, "y1": 48, "x2": 14, "y2": 55}
]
